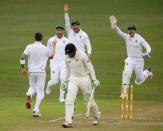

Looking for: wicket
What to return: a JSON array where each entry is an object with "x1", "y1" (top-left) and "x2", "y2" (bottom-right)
[{"x1": 121, "y1": 85, "x2": 133, "y2": 119}]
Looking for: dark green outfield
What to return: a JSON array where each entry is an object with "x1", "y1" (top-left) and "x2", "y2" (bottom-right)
[
  {"x1": 0, "y1": 0, "x2": 163, "y2": 130},
  {"x1": 0, "y1": 0, "x2": 162, "y2": 100}
]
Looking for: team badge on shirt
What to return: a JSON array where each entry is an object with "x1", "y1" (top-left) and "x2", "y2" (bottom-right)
[
  {"x1": 79, "y1": 35, "x2": 82, "y2": 38},
  {"x1": 63, "y1": 41, "x2": 65, "y2": 43},
  {"x1": 135, "y1": 39, "x2": 138, "y2": 43}
]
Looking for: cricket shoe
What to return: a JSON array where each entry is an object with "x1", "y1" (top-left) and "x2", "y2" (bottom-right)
[
  {"x1": 146, "y1": 68, "x2": 153, "y2": 80},
  {"x1": 92, "y1": 112, "x2": 101, "y2": 125},
  {"x1": 25, "y1": 96, "x2": 32, "y2": 109},
  {"x1": 32, "y1": 111, "x2": 41, "y2": 117},
  {"x1": 62, "y1": 122, "x2": 72, "y2": 128}
]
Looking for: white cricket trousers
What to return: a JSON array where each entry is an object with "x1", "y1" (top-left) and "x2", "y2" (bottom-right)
[
  {"x1": 48, "y1": 62, "x2": 66, "y2": 100},
  {"x1": 65, "y1": 75, "x2": 99, "y2": 124},
  {"x1": 26, "y1": 73, "x2": 45, "y2": 112},
  {"x1": 122, "y1": 57, "x2": 151, "y2": 85}
]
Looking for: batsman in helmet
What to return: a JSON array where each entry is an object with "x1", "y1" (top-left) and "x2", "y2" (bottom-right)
[{"x1": 62, "y1": 43, "x2": 101, "y2": 128}]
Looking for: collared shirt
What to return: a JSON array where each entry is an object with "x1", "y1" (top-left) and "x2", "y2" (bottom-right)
[
  {"x1": 65, "y1": 12, "x2": 92, "y2": 55},
  {"x1": 115, "y1": 26, "x2": 151, "y2": 58},
  {"x1": 47, "y1": 35, "x2": 70, "y2": 67},
  {"x1": 65, "y1": 51, "x2": 96, "y2": 80}
]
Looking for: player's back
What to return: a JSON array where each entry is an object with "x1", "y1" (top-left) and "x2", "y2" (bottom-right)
[{"x1": 26, "y1": 42, "x2": 49, "y2": 73}]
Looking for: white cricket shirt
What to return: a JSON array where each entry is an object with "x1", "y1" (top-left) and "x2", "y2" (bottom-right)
[
  {"x1": 23, "y1": 41, "x2": 50, "y2": 73},
  {"x1": 65, "y1": 12, "x2": 92, "y2": 55},
  {"x1": 114, "y1": 26, "x2": 151, "y2": 58},
  {"x1": 47, "y1": 35, "x2": 70, "y2": 67},
  {"x1": 65, "y1": 51, "x2": 96, "y2": 80}
]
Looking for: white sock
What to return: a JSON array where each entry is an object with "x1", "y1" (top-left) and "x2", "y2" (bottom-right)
[
  {"x1": 65, "y1": 104, "x2": 74, "y2": 124},
  {"x1": 33, "y1": 93, "x2": 44, "y2": 112}
]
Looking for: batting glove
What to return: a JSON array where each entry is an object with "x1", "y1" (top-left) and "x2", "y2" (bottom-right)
[
  {"x1": 109, "y1": 15, "x2": 117, "y2": 29},
  {"x1": 92, "y1": 80, "x2": 100, "y2": 87}
]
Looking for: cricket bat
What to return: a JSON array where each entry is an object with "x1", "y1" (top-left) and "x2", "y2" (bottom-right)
[{"x1": 85, "y1": 86, "x2": 96, "y2": 118}]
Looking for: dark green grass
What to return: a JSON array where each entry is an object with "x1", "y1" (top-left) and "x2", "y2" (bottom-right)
[
  {"x1": 0, "y1": 0, "x2": 163, "y2": 99},
  {"x1": 0, "y1": 0, "x2": 163, "y2": 130}
]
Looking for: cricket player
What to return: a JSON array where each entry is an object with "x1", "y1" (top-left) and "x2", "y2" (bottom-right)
[
  {"x1": 109, "y1": 16, "x2": 153, "y2": 97},
  {"x1": 64, "y1": 3, "x2": 92, "y2": 58},
  {"x1": 46, "y1": 24, "x2": 70, "y2": 103},
  {"x1": 20, "y1": 32, "x2": 55, "y2": 117},
  {"x1": 62, "y1": 43, "x2": 101, "y2": 128}
]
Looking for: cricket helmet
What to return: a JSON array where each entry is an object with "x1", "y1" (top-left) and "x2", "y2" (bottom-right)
[{"x1": 65, "y1": 43, "x2": 77, "y2": 57}]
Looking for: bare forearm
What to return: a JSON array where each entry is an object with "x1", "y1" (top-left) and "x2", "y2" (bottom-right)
[
  {"x1": 20, "y1": 54, "x2": 27, "y2": 69},
  {"x1": 48, "y1": 40, "x2": 56, "y2": 59},
  {"x1": 49, "y1": 46, "x2": 55, "y2": 59}
]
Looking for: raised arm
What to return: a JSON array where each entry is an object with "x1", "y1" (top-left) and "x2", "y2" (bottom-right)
[
  {"x1": 109, "y1": 15, "x2": 128, "y2": 40},
  {"x1": 64, "y1": 3, "x2": 71, "y2": 34},
  {"x1": 48, "y1": 40, "x2": 56, "y2": 59}
]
